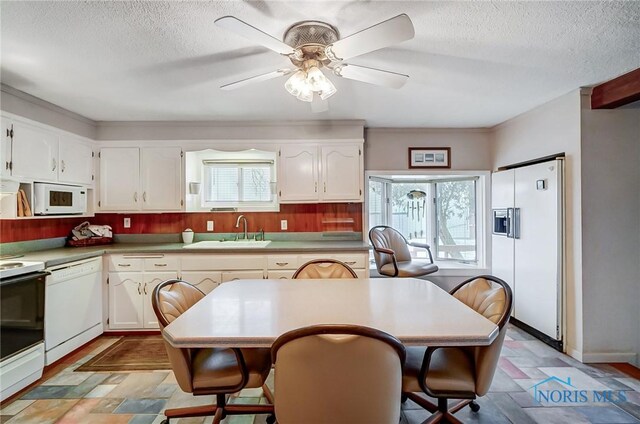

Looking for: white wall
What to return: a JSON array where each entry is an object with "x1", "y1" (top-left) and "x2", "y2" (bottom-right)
[
  {"x1": 491, "y1": 90, "x2": 584, "y2": 359},
  {"x1": 580, "y1": 105, "x2": 640, "y2": 365},
  {"x1": 365, "y1": 128, "x2": 492, "y2": 171},
  {"x1": 0, "y1": 85, "x2": 96, "y2": 139}
]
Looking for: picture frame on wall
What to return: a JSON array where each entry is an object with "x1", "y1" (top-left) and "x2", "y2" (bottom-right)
[{"x1": 408, "y1": 147, "x2": 451, "y2": 169}]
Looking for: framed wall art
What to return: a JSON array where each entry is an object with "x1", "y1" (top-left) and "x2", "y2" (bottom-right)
[{"x1": 408, "y1": 147, "x2": 451, "y2": 169}]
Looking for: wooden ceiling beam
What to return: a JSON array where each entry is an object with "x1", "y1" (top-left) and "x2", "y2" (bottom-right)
[{"x1": 591, "y1": 68, "x2": 640, "y2": 109}]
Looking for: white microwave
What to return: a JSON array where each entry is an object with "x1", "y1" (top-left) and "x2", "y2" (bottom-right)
[{"x1": 33, "y1": 183, "x2": 87, "y2": 215}]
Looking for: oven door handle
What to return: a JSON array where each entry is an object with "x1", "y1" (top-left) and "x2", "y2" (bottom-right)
[{"x1": 0, "y1": 271, "x2": 50, "y2": 286}]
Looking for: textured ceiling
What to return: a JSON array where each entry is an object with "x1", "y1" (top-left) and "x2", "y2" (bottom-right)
[{"x1": 1, "y1": 1, "x2": 639, "y2": 127}]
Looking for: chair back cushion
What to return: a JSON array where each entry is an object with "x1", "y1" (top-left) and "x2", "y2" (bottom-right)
[
  {"x1": 272, "y1": 325, "x2": 405, "y2": 424},
  {"x1": 369, "y1": 226, "x2": 412, "y2": 271},
  {"x1": 451, "y1": 276, "x2": 512, "y2": 396},
  {"x1": 293, "y1": 259, "x2": 357, "y2": 279},
  {"x1": 152, "y1": 280, "x2": 205, "y2": 394}
]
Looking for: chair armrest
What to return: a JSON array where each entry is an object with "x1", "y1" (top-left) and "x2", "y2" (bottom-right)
[
  {"x1": 408, "y1": 242, "x2": 436, "y2": 264},
  {"x1": 372, "y1": 247, "x2": 399, "y2": 277}
]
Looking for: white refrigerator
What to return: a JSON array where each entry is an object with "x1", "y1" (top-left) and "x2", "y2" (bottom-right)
[{"x1": 491, "y1": 159, "x2": 564, "y2": 346}]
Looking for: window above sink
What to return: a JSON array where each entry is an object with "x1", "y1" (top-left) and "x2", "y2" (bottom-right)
[{"x1": 185, "y1": 149, "x2": 278, "y2": 213}]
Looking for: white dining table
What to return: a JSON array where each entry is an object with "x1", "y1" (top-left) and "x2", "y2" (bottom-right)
[{"x1": 163, "y1": 278, "x2": 498, "y2": 348}]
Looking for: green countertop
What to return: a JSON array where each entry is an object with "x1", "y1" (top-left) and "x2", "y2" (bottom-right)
[{"x1": 15, "y1": 240, "x2": 371, "y2": 268}]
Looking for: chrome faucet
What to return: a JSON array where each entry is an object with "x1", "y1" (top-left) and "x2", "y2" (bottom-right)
[{"x1": 235, "y1": 215, "x2": 248, "y2": 240}]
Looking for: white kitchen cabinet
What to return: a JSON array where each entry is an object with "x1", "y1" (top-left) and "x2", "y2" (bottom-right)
[
  {"x1": 108, "y1": 272, "x2": 143, "y2": 329},
  {"x1": 1, "y1": 116, "x2": 12, "y2": 178},
  {"x1": 141, "y1": 147, "x2": 182, "y2": 211},
  {"x1": 99, "y1": 148, "x2": 140, "y2": 211},
  {"x1": 278, "y1": 143, "x2": 363, "y2": 203},
  {"x1": 142, "y1": 272, "x2": 178, "y2": 328},
  {"x1": 180, "y1": 271, "x2": 222, "y2": 294},
  {"x1": 99, "y1": 147, "x2": 182, "y2": 212},
  {"x1": 11, "y1": 120, "x2": 59, "y2": 182},
  {"x1": 320, "y1": 145, "x2": 362, "y2": 201},
  {"x1": 58, "y1": 135, "x2": 94, "y2": 185},
  {"x1": 278, "y1": 145, "x2": 319, "y2": 202},
  {"x1": 221, "y1": 270, "x2": 265, "y2": 283},
  {"x1": 266, "y1": 270, "x2": 296, "y2": 279}
]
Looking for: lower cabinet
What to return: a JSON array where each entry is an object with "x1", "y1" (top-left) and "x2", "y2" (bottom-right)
[
  {"x1": 179, "y1": 271, "x2": 222, "y2": 294},
  {"x1": 108, "y1": 271, "x2": 177, "y2": 330}
]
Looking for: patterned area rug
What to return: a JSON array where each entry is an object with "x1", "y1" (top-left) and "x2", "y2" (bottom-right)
[{"x1": 75, "y1": 335, "x2": 171, "y2": 372}]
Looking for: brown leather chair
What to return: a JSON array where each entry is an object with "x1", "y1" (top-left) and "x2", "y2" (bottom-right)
[
  {"x1": 152, "y1": 279, "x2": 274, "y2": 424},
  {"x1": 402, "y1": 275, "x2": 513, "y2": 424},
  {"x1": 369, "y1": 225, "x2": 438, "y2": 277},
  {"x1": 292, "y1": 259, "x2": 358, "y2": 279},
  {"x1": 271, "y1": 324, "x2": 406, "y2": 424}
]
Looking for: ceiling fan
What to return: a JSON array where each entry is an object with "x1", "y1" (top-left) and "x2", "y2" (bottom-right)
[{"x1": 215, "y1": 14, "x2": 415, "y2": 103}]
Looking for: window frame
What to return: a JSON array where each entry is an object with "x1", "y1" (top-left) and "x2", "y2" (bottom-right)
[
  {"x1": 201, "y1": 160, "x2": 275, "y2": 208},
  {"x1": 364, "y1": 170, "x2": 489, "y2": 269}
]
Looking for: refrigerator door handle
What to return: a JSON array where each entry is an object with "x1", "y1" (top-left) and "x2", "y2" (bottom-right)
[
  {"x1": 507, "y1": 208, "x2": 514, "y2": 238},
  {"x1": 513, "y1": 208, "x2": 521, "y2": 239}
]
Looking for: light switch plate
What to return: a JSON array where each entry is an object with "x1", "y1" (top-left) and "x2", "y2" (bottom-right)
[
  {"x1": 207, "y1": 221, "x2": 214, "y2": 231},
  {"x1": 280, "y1": 220, "x2": 288, "y2": 230},
  {"x1": 124, "y1": 217, "x2": 131, "y2": 228}
]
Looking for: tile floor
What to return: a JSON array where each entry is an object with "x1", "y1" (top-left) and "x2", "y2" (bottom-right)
[{"x1": 1, "y1": 325, "x2": 639, "y2": 424}]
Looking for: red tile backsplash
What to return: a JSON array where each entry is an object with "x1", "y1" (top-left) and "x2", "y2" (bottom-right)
[{"x1": 0, "y1": 203, "x2": 362, "y2": 243}]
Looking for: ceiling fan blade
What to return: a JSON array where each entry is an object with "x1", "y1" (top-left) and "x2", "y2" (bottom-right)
[
  {"x1": 215, "y1": 16, "x2": 293, "y2": 55},
  {"x1": 327, "y1": 14, "x2": 414, "y2": 61},
  {"x1": 333, "y1": 64, "x2": 408, "y2": 89},
  {"x1": 310, "y1": 97, "x2": 329, "y2": 113},
  {"x1": 221, "y1": 69, "x2": 292, "y2": 90}
]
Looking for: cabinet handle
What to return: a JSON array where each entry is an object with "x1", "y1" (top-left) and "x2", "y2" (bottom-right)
[
  {"x1": 61, "y1": 160, "x2": 65, "y2": 173},
  {"x1": 117, "y1": 263, "x2": 131, "y2": 267},
  {"x1": 134, "y1": 192, "x2": 138, "y2": 202},
  {"x1": 143, "y1": 191, "x2": 147, "y2": 202},
  {"x1": 345, "y1": 261, "x2": 356, "y2": 265},
  {"x1": 276, "y1": 262, "x2": 288, "y2": 266},
  {"x1": 154, "y1": 263, "x2": 167, "y2": 267},
  {"x1": 52, "y1": 158, "x2": 57, "y2": 171},
  {"x1": 314, "y1": 182, "x2": 317, "y2": 193},
  {"x1": 143, "y1": 282, "x2": 148, "y2": 295},
  {"x1": 137, "y1": 283, "x2": 141, "y2": 295},
  {"x1": 324, "y1": 182, "x2": 327, "y2": 193}
]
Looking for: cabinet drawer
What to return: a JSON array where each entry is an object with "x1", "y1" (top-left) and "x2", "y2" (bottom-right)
[
  {"x1": 267, "y1": 270, "x2": 296, "y2": 280},
  {"x1": 108, "y1": 256, "x2": 143, "y2": 272},
  {"x1": 298, "y1": 253, "x2": 367, "y2": 269},
  {"x1": 144, "y1": 256, "x2": 179, "y2": 271},
  {"x1": 181, "y1": 255, "x2": 266, "y2": 271},
  {"x1": 221, "y1": 270, "x2": 265, "y2": 283},
  {"x1": 267, "y1": 255, "x2": 299, "y2": 270}
]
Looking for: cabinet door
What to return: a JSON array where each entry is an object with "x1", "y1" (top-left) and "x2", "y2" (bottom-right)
[
  {"x1": 99, "y1": 148, "x2": 140, "y2": 210},
  {"x1": 108, "y1": 272, "x2": 143, "y2": 329},
  {"x1": 278, "y1": 145, "x2": 319, "y2": 202},
  {"x1": 0, "y1": 117, "x2": 12, "y2": 178},
  {"x1": 11, "y1": 120, "x2": 58, "y2": 181},
  {"x1": 59, "y1": 135, "x2": 94, "y2": 185},
  {"x1": 142, "y1": 272, "x2": 178, "y2": 329},
  {"x1": 321, "y1": 145, "x2": 362, "y2": 201},
  {"x1": 180, "y1": 271, "x2": 222, "y2": 294},
  {"x1": 221, "y1": 270, "x2": 264, "y2": 283},
  {"x1": 141, "y1": 147, "x2": 182, "y2": 211},
  {"x1": 267, "y1": 270, "x2": 296, "y2": 280}
]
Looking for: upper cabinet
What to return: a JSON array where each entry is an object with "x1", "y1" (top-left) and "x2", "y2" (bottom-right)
[
  {"x1": 99, "y1": 147, "x2": 182, "y2": 212},
  {"x1": 1, "y1": 114, "x2": 95, "y2": 185},
  {"x1": 278, "y1": 143, "x2": 363, "y2": 203}
]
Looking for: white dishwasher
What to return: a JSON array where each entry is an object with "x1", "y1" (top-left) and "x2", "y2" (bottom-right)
[{"x1": 45, "y1": 257, "x2": 103, "y2": 365}]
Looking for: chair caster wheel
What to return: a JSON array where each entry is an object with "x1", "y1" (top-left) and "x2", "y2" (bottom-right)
[
  {"x1": 469, "y1": 400, "x2": 480, "y2": 412},
  {"x1": 401, "y1": 394, "x2": 408, "y2": 403},
  {"x1": 266, "y1": 414, "x2": 276, "y2": 424}
]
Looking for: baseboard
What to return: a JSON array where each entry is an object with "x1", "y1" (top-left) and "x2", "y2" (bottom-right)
[
  {"x1": 581, "y1": 351, "x2": 638, "y2": 364},
  {"x1": 103, "y1": 330, "x2": 161, "y2": 336},
  {"x1": 567, "y1": 347, "x2": 583, "y2": 362}
]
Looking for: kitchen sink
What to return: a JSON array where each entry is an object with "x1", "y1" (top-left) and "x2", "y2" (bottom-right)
[{"x1": 183, "y1": 240, "x2": 272, "y2": 249}]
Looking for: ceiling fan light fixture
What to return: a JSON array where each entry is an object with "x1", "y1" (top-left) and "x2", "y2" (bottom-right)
[
  {"x1": 319, "y1": 78, "x2": 337, "y2": 100},
  {"x1": 296, "y1": 85, "x2": 314, "y2": 102},
  {"x1": 284, "y1": 70, "x2": 307, "y2": 96}
]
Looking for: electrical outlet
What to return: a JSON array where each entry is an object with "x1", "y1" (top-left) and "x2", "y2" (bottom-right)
[
  {"x1": 207, "y1": 221, "x2": 214, "y2": 231},
  {"x1": 123, "y1": 217, "x2": 131, "y2": 228},
  {"x1": 280, "y1": 220, "x2": 288, "y2": 231}
]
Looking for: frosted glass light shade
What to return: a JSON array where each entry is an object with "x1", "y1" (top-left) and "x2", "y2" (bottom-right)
[
  {"x1": 284, "y1": 70, "x2": 307, "y2": 96},
  {"x1": 319, "y1": 77, "x2": 337, "y2": 100}
]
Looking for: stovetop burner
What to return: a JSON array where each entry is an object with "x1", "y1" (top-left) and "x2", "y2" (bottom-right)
[
  {"x1": 0, "y1": 260, "x2": 45, "y2": 280},
  {"x1": 0, "y1": 262, "x2": 24, "y2": 270}
]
